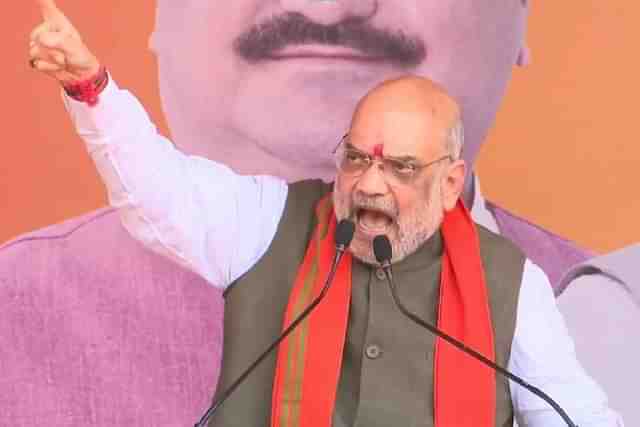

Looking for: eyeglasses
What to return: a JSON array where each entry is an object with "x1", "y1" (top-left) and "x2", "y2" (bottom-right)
[{"x1": 333, "y1": 134, "x2": 452, "y2": 185}]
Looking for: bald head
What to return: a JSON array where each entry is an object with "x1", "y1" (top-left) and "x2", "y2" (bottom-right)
[
  {"x1": 355, "y1": 77, "x2": 460, "y2": 120},
  {"x1": 350, "y1": 76, "x2": 463, "y2": 161}
]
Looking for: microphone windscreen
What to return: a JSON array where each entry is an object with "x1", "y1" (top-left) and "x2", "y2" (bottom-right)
[
  {"x1": 373, "y1": 235, "x2": 392, "y2": 263},
  {"x1": 335, "y1": 219, "x2": 356, "y2": 248}
]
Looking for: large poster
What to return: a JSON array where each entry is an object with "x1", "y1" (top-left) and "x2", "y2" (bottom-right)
[{"x1": 1, "y1": 1, "x2": 637, "y2": 425}]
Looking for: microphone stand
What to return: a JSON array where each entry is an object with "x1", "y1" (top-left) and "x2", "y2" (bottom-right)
[
  {"x1": 194, "y1": 221, "x2": 354, "y2": 427},
  {"x1": 373, "y1": 236, "x2": 578, "y2": 427}
]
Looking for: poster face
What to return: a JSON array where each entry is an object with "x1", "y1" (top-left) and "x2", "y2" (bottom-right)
[{"x1": 2, "y1": 2, "x2": 640, "y2": 251}]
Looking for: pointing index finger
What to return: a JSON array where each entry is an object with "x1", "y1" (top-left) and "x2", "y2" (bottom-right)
[{"x1": 36, "y1": 0, "x2": 61, "y2": 20}]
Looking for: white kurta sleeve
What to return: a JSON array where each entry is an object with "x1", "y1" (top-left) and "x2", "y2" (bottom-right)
[
  {"x1": 62, "y1": 78, "x2": 288, "y2": 289},
  {"x1": 508, "y1": 260, "x2": 624, "y2": 426},
  {"x1": 557, "y1": 273, "x2": 639, "y2": 427}
]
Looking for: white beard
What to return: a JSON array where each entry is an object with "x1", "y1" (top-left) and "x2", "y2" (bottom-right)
[{"x1": 333, "y1": 174, "x2": 445, "y2": 265}]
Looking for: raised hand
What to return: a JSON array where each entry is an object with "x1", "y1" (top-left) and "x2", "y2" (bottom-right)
[{"x1": 29, "y1": 0, "x2": 101, "y2": 84}]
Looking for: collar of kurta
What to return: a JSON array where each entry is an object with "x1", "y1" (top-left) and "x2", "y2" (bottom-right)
[{"x1": 270, "y1": 195, "x2": 496, "y2": 427}]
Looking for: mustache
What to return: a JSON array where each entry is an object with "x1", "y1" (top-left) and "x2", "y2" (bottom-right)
[
  {"x1": 234, "y1": 12, "x2": 426, "y2": 67},
  {"x1": 350, "y1": 194, "x2": 398, "y2": 220}
]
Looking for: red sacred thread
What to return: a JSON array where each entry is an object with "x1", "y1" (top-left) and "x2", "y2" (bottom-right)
[{"x1": 63, "y1": 66, "x2": 109, "y2": 107}]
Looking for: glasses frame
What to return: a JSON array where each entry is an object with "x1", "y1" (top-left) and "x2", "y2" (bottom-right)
[{"x1": 333, "y1": 133, "x2": 453, "y2": 185}]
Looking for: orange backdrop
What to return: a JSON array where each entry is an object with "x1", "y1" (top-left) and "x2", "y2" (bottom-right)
[{"x1": 1, "y1": 2, "x2": 639, "y2": 253}]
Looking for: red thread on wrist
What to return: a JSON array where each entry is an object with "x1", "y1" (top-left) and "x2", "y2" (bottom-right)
[{"x1": 63, "y1": 66, "x2": 109, "y2": 107}]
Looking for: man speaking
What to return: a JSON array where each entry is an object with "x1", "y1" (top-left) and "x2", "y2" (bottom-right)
[
  {"x1": 3, "y1": 0, "x2": 624, "y2": 425},
  {"x1": 26, "y1": 1, "x2": 622, "y2": 425}
]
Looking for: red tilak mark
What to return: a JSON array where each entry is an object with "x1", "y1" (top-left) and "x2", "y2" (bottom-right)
[{"x1": 373, "y1": 144, "x2": 384, "y2": 157}]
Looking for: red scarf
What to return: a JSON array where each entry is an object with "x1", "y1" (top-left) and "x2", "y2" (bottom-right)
[{"x1": 271, "y1": 196, "x2": 496, "y2": 427}]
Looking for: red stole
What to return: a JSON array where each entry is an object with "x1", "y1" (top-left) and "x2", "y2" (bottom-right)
[{"x1": 271, "y1": 196, "x2": 496, "y2": 427}]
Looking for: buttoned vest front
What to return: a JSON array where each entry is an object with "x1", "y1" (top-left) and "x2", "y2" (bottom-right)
[{"x1": 208, "y1": 180, "x2": 525, "y2": 427}]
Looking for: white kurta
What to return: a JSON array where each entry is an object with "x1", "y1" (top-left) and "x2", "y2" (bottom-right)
[{"x1": 63, "y1": 79, "x2": 623, "y2": 426}]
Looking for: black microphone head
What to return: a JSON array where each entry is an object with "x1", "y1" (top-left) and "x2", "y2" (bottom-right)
[
  {"x1": 335, "y1": 219, "x2": 355, "y2": 248},
  {"x1": 373, "y1": 235, "x2": 392, "y2": 264}
]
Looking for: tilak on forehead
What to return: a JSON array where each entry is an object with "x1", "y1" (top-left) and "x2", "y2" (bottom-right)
[{"x1": 373, "y1": 144, "x2": 384, "y2": 158}]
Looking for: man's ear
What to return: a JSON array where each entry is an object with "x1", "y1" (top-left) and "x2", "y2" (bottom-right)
[{"x1": 441, "y1": 159, "x2": 466, "y2": 212}]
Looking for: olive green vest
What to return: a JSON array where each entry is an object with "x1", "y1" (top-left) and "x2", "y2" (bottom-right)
[{"x1": 209, "y1": 180, "x2": 525, "y2": 427}]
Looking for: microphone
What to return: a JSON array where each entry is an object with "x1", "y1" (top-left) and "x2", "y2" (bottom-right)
[
  {"x1": 194, "y1": 219, "x2": 355, "y2": 427},
  {"x1": 372, "y1": 235, "x2": 579, "y2": 427}
]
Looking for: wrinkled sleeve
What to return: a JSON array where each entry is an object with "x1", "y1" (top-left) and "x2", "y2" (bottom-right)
[
  {"x1": 508, "y1": 260, "x2": 624, "y2": 426},
  {"x1": 63, "y1": 79, "x2": 288, "y2": 289}
]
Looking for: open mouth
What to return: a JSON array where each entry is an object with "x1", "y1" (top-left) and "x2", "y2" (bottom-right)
[{"x1": 355, "y1": 207, "x2": 394, "y2": 236}]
